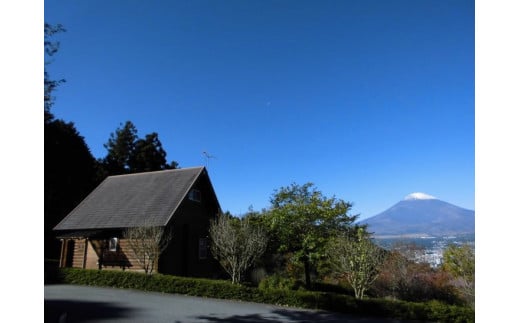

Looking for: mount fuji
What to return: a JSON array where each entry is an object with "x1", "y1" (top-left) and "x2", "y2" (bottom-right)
[{"x1": 358, "y1": 193, "x2": 475, "y2": 237}]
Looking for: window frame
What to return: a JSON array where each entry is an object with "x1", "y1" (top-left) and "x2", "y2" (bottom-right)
[
  {"x1": 188, "y1": 189, "x2": 202, "y2": 202},
  {"x1": 108, "y1": 237, "x2": 118, "y2": 252}
]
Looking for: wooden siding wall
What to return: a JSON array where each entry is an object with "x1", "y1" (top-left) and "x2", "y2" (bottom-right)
[
  {"x1": 67, "y1": 225, "x2": 219, "y2": 277},
  {"x1": 70, "y1": 239, "x2": 96, "y2": 269},
  {"x1": 72, "y1": 239, "x2": 85, "y2": 268},
  {"x1": 85, "y1": 240, "x2": 99, "y2": 269},
  {"x1": 99, "y1": 239, "x2": 147, "y2": 273},
  {"x1": 69, "y1": 238, "x2": 150, "y2": 273}
]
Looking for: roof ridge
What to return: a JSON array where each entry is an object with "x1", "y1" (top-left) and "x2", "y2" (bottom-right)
[{"x1": 107, "y1": 166, "x2": 205, "y2": 178}]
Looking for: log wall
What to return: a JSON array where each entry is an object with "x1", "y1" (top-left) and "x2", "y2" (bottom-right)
[{"x1": 69, "y1": 238, "x2": 149, "y2": 273}]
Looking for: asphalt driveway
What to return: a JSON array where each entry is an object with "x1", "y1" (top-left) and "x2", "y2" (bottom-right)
[{"x1": 44, "y1": 284, "x2": 423, "y2": 323}]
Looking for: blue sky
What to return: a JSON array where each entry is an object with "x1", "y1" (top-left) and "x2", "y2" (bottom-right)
[{"x1": 43, "y1": 0, "x2": 475, "y2": 220}]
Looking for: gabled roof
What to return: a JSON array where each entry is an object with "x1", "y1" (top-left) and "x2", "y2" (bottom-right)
[{"x1": 54, "y1": 166, "x2": 215, "y2": 231}]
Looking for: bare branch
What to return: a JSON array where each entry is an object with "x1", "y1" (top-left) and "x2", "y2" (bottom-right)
[
  {"x1": 209, "y1": 214, "x2": 268, "y2": 284},
  {"x1": 123, "y1": 222, "x2": 172, "y2": 275}
]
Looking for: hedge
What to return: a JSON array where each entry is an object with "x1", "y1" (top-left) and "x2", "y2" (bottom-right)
[{"x1": 48, "y1": 268, "x2": 474, "y2": 323}]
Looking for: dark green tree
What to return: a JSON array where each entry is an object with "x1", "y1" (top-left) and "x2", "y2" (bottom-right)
[
  {"x1": 101, "y1": 121, "x2": 179, "y2": 175},
  {"x1": 266, "y1": 182, "x2": 359, "y2": 288},
  {"x1": 129, "y1": 132, "x2": 168, "y2": 172},
  {"x1": 102, "y1": 121, "x2": 139, "y2": 175},
  {"x1": 45, "y1": 119, "x2": 101, "y2": 259}
]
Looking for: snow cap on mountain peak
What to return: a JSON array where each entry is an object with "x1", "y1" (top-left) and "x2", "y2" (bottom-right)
[{"x1": 404, "y1": 192, "x2": 437, "y2": 200}]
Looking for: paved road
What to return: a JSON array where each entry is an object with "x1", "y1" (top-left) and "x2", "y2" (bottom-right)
[{"x1": 44, "y1": 284, "x2": 423, "y2": 323}]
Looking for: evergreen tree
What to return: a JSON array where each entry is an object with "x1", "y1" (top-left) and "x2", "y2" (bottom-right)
[
  {"x1": 101, "y1": 121, "x2": 179, "y2": 175},
  {"x1": 102, "y1": 121, "x2": 139, "y2": 175},
  {"x1": 130, "y1": 132, "x2": 168, "y2": 172},
  {"x1": 45, "y1": 119, "x2": 101, "y2": 259}
]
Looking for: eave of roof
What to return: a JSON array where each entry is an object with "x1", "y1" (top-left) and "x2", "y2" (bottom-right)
[{"x1": 55, "y1": 230, "x2": 106, "y2": 239}]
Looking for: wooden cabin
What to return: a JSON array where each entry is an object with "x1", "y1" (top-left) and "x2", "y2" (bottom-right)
[{"x1": 53, "y1": 166, "x2": 222, "y2": 277}]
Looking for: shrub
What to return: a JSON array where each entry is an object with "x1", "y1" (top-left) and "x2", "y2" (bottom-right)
[
  {"x1": 249, "y1": 267, "x2": 267, "y2": 286},
  {"x1": 55, "y1": 268, "x2": 473, "y2": 322},
  {"x1": 371, "y1": 255, "x2": 461, "y2": 305},
  {"x1": 310, "y1": 281, "x2": 354, "y2": 295},
  {"x1": 423, "y1": 300, "x2": 475, "y2": 323},
  {"x1": 258, "y1": 274, "x2": 304, "y2": 291}
]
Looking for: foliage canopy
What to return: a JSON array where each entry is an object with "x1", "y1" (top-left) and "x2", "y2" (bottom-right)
[
  {"x1": 101, "y1": 121, "x2": 178, "y2": 175},
  {"x1": 442, "y1": 244, "x2": 475, "y2": 307},
  {"x1": 266, "y1": 182, "x2": 359, "y2": 287},
  {"x1": 327, "y1": 228, "x2": 386, "y2": 299}
]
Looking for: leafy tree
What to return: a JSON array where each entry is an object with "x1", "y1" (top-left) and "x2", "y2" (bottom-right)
[
  {"x1": 442, "y1": 244, "x2": 475, "y2": 307},
  {"x1": 209, "y1": 214, "x2": 268, "y2": 284},
  {"x1": 327, "y1": 228, "x2": 386, "y2": 299},
  {"x1": 371, "y1": 240, "x2": 431, "y2": 299},
  {"x1": 44, "y1": 23, "x2": 66, "y2": 122},
  {"x1": 372, "y1": 249, "x2": 409, "y2": 299},
  {"x1": 372, "y1": 248, "x2": 457, "y2": 303},
  {"x1": 266, "y1": 182, "x2": 359, "y2": 288},
  {"x1": 123, "y1": 223, "x2": 173, "y2": 275}
]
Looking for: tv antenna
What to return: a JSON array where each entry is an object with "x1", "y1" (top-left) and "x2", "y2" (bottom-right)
[{"x1": 202, "y1": 151, "x2": 216, "y2": 168}]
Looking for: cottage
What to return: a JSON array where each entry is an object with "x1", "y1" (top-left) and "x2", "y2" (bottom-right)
[{"x1": 53, "y1": 166, "x2": 222, "y2": 277}]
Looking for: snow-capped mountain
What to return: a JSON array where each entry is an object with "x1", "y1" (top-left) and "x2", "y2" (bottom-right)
[
  {"x1": 358, "y1": 193, "x2": 475, "y2": 237},
  {"x1": 404, "y1": 192, "x2": 436, "y2": 200}
]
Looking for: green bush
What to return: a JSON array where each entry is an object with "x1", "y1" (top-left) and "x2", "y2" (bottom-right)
[
  {"x1": 310, "y1": 281, "x2": 354, "y2": 295},
  {"x1": 423, "y1": 300, "x2": 475, "y2": 323},
  {"x1": 55, "y1": 268, "x2": 474, "y2": 323},
  {"x1": 258, "y1": 274, "x2": 304, "y2": 291}
]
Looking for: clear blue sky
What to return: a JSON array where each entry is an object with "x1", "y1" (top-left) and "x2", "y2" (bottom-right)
[{"x1": 44, "y1": 0, "x2": 475, "y2": 220}]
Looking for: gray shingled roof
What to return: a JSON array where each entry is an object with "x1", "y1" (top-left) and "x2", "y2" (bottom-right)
[{"x1": 53, "y1": 167, "x2": 206, "y2": 231}]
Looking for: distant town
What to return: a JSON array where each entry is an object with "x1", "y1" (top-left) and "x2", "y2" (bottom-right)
[{"x1": 374, "y1": 233, "x2": 475, "y2": 267}]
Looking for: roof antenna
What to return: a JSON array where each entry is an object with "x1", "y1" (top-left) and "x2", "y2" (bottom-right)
[{"x1": 202, "y1": 151, "x2": 216, "y2": 168}]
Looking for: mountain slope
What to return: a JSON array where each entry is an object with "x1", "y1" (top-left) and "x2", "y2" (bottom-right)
[{"x1": 359, "y1": 193, "x2": 475, "y2": 237}]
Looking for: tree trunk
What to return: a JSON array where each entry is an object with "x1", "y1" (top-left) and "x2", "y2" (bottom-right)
[
  {"x1": 354, "y1": 284, "x2": 365, "y2": 299},
  {"x1": 303, "y1": 255, "x2": 311, "y2": 289}
]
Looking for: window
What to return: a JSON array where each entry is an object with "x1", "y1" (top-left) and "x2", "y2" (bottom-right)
[
  {"x1": 198, "y1": 238, "x2": 208, "y2": 259},
  {"x1": 108, "y1": 237, "x2": 118, "y2": 251},
  {"x1": 188, "y1": 189, "x2": 201, "y2": 202}
]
